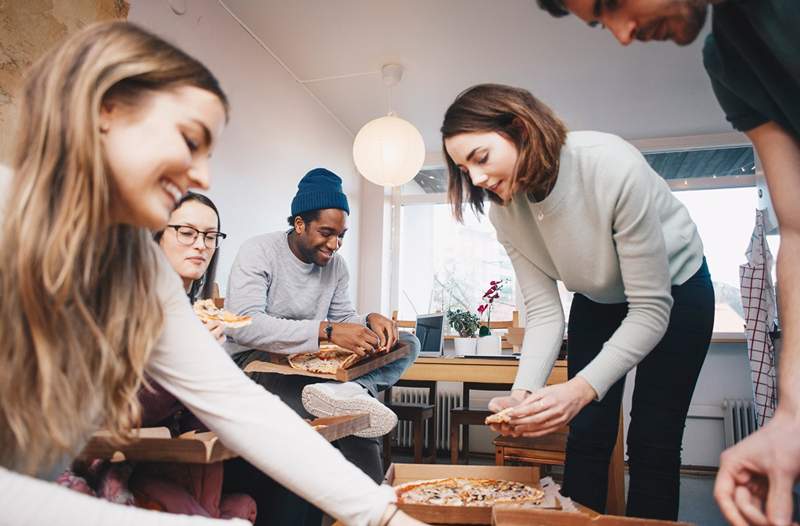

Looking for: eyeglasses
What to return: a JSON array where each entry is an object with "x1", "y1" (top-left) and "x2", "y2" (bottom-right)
[{"x1": 167, "y1": 225, "x2": 227, "y2": 249}]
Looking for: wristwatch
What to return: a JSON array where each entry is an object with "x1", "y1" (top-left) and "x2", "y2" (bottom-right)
[{"x1": 325, "y1": 321, "x2": 333, "y2": 341}]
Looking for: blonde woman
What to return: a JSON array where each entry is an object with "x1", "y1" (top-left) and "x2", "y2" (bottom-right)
[{"x1": 0, "y1": 21, "x2": 422, "y2": 526}]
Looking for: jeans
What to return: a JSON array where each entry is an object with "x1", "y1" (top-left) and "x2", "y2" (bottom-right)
[
  {"x1": 226, "y1": 333, "x2": 419, "y2": 525},
  {"x1": 561, "y1": 259, "x2": 714, "y2": 520}
]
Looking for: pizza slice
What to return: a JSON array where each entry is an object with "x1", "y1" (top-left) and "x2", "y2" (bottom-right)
[
  {"x1": 288, "y1": 346, "x2": 362, "y2": 374},
  {"x1": 193, "y1": 299, "x2": 252, "y2": 329},
  {"x1": 484, "y1": 407, "x2": 515, "y2": 425}
]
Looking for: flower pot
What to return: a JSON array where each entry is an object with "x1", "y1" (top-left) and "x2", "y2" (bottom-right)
[
  {"x1": 477, "y1": 334, "x2": 502, "y2": 356},
  {"x1": 454, "y1": 337, "x2": 477, "y2": 356}
]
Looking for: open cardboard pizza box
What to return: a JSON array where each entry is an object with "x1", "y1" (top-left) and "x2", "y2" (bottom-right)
[
  {"x1": 385, "y1": 463, "x2": 544, "y2": 525},
  {"x1": 491, "y1": 506, "x2": 694, "y2": 525},
  {"x1": 79, "y1": 414, "x2": 369, "y2": 464},
  {"x1": 244, "y1": 340, "x2": 411, "y2": 382}
]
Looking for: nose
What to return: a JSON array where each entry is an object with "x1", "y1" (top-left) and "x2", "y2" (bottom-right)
[
  {"x1": 469, "y1": 169, "x2": 489, "y2": 188},
  {"x1": 191, "y1": 234, "x2": 207, "y2": 249},
  {"x1": 605, "y1": 17, "x2": 636, "y2": 45},
  {"x1": 187, "y1": 160, "x2": 210, "y2": 191},
  {"x1": 327, "y1": 236, "x2": 341, "y2": 252}
]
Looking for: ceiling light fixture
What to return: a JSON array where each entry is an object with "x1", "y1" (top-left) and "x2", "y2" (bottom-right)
[{"x1": 352, "y1": 64, "x2": 425, "y2": 187}]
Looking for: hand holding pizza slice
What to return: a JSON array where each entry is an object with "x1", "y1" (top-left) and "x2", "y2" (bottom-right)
[{"x1": 193, "y1": 299, "x2": 252, "y2": 329}]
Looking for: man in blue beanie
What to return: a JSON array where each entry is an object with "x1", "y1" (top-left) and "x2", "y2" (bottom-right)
[{"x1": 223, "y1": 168, "x2": 419, "y2": 516}]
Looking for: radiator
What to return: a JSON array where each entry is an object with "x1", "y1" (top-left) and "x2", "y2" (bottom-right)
[
  {"x1": 722, "y1": 399, "x2": 758, "y2": 448},
  {"x1": 390, "y1": 388, "x2": 462, "y2": 451}
]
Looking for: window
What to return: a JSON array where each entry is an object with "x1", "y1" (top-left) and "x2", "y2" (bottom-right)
[
  {"x1": 397, "y1": 202, "x2": 516, "y2": 324},
  {"x1": 673, "y1": 186, "x2": 757, "y2": 334}
]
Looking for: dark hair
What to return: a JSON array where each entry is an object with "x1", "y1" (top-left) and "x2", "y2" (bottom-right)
[
  {"x1": 155, "y1": 192, "x2": 221, "y2": 302},
  {"x1": 536, "y1": 0, "x2": 570, "y2": 17},
  {"x1": 286, "y1": 209, "x2": 322, "y2": 227},
  {"x1": 441, "y1": 84, "x2": 567, "y2": 222}
]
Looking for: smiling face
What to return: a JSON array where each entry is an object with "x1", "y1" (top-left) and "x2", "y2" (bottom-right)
[
  {"x1": 159, "y1": 199, "x2": 219, "y2": 287},
  {"x1": 562, "y1": 0, "x2": 709, "y2": 46},
  {"x1": 294, "y1": 208, "x2": 348, "y2": 267},
  {"x1": 444, "y1": 131, "x2": 519, "y2": 204},
  {"x1": 100, "y1": 86, "x2": 226, "y2": 230}
]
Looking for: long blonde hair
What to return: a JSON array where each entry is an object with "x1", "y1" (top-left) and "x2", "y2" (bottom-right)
[{"x1": 0, "y1": 21, "x2": 228, "y2": 476}]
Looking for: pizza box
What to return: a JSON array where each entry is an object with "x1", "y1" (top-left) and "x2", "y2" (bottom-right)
[
  {"x1": 78, "y1": 415, "x2": 367, "y2": 464},
  {"x1": 244, "y1": 340, "x2": 411, "y2": 382},
  {"x1": 385, "y1": 463, "x2": 542, "y2": 525},
  {"x1": 492, "y1": 506, "x2": 694, "y2": 525}
]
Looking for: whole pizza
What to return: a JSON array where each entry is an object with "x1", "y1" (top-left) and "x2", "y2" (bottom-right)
[
  {"x1": 395, "y1": 477, "x2": 544, "y2": 507},
  {"x1": 288, "y1": 346, "x2": 361, "y2": 374}
]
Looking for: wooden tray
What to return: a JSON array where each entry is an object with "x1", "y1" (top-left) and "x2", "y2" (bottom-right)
[
  {"x1": 492, "y1": 506, "x2": 693, "y2": 525},
  {"x1": 79, "y1": 415, "x2": 369, "y2": 464},
  {"x1": 244, "y1": 341, "x2": 411, "y2": 381}
]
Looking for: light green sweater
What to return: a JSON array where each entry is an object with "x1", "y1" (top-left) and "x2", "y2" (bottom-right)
[{"x1": 490, "y1": 131, "x2": 704, "y2": 400}]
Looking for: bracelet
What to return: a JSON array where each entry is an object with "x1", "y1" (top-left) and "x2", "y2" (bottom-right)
[{"x1": 380, "y1": 504, "x2": 400, "y2": 526}]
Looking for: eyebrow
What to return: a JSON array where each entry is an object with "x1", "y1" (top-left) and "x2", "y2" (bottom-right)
[{"x1": 465, "y1": 147, "x2": 480, "y2": 162}]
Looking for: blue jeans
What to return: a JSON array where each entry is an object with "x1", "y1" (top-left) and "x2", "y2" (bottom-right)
[
  {"x1": 356, "y1": 332, "x2": 420, "y2": 397},
  {"x1": 562, "y1": 259, "x2": 714, "y2": 520}
]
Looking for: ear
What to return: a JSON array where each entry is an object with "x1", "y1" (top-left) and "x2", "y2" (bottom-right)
[
  {"x1": 99, "y1": 99, "x2": 117, "y2": 134},
  {"x1": 294, "y1": 216, "x2": 305, "y2": 234}
]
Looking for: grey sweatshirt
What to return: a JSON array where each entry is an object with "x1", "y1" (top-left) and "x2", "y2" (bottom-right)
[
  {"x1": 490, "y1": 131, "x2": 704, "y2": 400},
  {"x1": 224, "y1": 230, "x2": 366, "y2": 356}
]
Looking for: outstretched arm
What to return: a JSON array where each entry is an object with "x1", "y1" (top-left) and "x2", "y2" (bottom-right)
[{"x1": 715, "y1": 121, "x2": 800, "y2": 526}]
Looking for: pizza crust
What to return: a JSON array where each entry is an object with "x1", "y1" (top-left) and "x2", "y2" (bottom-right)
[
  {"x1": 395, "y1": 477, "x2": 544, "y2": 507},
  {"x1": 193, "y1": 299, "x2": 252, "y2": 329},
  {"x1": 485, "y1": 407, "x2": 515, "y2": 425}
]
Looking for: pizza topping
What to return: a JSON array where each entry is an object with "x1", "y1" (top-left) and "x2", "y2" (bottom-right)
[
  {"x1": 395, "y1": 477, "x2": 544, "y2": 507},
  {"x1": 485, "y1": 407, "x2": 515, "y2": 425},
  {"x1": 288, "y1": 347, "x2": 361, "y2": 374}
]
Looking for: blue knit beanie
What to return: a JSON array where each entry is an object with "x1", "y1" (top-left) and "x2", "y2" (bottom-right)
[{"x1": 291, "y1": 168, "x2": 350, "y2": 216}]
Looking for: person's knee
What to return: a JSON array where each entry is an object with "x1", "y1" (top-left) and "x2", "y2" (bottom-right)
[
  {"x1": 567, "y1": 428, "x2": 617, "y2": 457},
  {"x1": 398, "y1": 332, "x2": 420, "y2": 361}
]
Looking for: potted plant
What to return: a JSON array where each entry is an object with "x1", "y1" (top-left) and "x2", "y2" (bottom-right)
[
  {"x1": 447, "y1": 308, "x2": 480, "y2": 356},
  {"x1": 476, "y1": 279, "x2": 507, "y2": 355}
]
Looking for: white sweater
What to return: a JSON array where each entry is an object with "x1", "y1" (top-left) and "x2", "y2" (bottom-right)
[
  {"x1": 0, "y1": 250, "x2": 395, "y2": 526},
  {"x1": 490, "y1": 131, "x2": 704, "y2": 400}
]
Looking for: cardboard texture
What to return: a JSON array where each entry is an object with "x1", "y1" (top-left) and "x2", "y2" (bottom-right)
[
  {"x1": 386, "y1": 463, "x2": 541, "y2": 525},
  {"x1": 491, "y1": 507, "x2": 694, "y2": 526},
  {"x1": 79, "y1": 415, "x2": 368, "y2": 463},
  {"x1": 244, "y1": 341, "x2": 411, "y2": 381}
]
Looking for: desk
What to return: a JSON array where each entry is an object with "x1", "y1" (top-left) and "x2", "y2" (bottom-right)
[{"x1": 398, "y1": 356, "x2": 625, "y2": 516}]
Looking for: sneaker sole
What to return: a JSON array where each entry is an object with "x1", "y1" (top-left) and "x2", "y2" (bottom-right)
[{"x1": 302, "y1": 385, "x2": 398, "y2": 438}]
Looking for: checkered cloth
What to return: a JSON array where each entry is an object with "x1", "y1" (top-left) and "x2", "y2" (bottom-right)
[{"x1": 739, "y1": 209, "x2": 778, "y2": 426}]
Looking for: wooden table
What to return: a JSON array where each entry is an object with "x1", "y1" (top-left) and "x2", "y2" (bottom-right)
[{"x1": 397, "y1": 356, "x2": 625, "y2": 516}]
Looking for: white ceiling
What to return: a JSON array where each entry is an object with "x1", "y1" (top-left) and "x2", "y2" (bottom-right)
[{"x1": 220, "y1": 0, "x2": 731, "y2": 155}]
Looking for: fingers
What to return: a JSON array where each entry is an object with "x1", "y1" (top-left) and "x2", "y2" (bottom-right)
[
  {"x1": 766, "y1": 470, "x2": 795, "y2": 526},
  {"x1": 735, "y1": 485, "x2": 769, "y2": 526},
  {"x1": 520, "y1": 424, "x2": 563, "y2": 438},
  {"x1": 715, "y1": 468, "x2": 750, "y2": 526},
  {"x1": 510, "y1": 407, "x2": 563, "y2": 429}
]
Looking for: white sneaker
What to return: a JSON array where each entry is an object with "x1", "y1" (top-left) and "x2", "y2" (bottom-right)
[{"x1": 302, "y1": 382, "x2": 397, "y2": 438}]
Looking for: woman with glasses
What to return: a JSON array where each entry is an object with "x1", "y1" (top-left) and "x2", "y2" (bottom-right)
[{"x1": 156, "y1": 192, "x2": 227, "y2": 343}]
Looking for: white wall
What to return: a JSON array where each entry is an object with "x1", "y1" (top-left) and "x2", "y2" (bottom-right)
[{"x1": 128, "y1": 0, "x2": 362, "y2": 298}]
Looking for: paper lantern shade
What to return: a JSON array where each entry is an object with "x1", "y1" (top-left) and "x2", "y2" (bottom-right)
[{"x1": 352, "y1": 115, "x2": 426, "y2": 187}]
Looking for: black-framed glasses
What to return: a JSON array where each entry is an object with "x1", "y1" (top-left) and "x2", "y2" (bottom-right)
[{"x1": 167, "y1": 225, "x2": 227, "y2": 249}]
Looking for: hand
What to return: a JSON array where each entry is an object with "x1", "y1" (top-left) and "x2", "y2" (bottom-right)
[
  {"x1": 487, "y1": 389, "x2": 528, "y2": 435},
  {"x1": 387, "y1": 508, "x2": 430, "y2": 525},
  {"x1": 201, "y1": 318, "x2": 226, "y2": 344},
  {"x1": 326, "y1": 322, "x2": 380, "y2": 357},
  {"x1": 714, "y1": 409, "x2": 800, "y2": 526},
  {"x1": 507, "y1": 377, "x2": 597, "y2": 438},
  {"x1": 367, "y1": 313, "x2": 398, "y2": 351}
]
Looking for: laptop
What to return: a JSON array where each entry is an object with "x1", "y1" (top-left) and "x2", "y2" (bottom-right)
[{"x1": 415, "y1": 313, "x2": 445, "y2": 357}]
